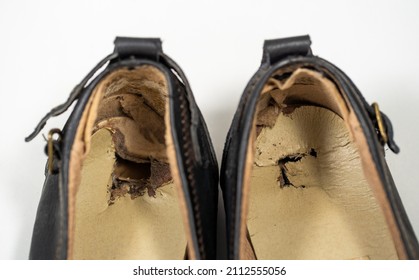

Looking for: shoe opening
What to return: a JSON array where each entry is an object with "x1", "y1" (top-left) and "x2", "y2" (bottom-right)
[
  {"x1": 70, "y1": 65, "x2": 187, "y2": 260},
  {"x1": 243, "y1": 67, "x2": 399, "y2": 260}
]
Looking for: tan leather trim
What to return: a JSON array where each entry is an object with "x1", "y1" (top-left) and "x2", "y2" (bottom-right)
[
  {"x1": 239, "y1": 228, "x2": 256, "y2": 260},
  {"x1": 347, "y1": 111, "x2": 407, "y2": 259},
  {"x1": 67, "y1": 78, "x2": 103, "y2": 259},
  {"x1": 238, "y1": 115, "x2": 257, "y2": 259},
  {"x1": 164, "y1": 95, "x2": 197, "y2": 260}
]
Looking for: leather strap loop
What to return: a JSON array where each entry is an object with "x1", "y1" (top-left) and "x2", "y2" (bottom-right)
[
  {"x1": 26, "y1": 37, "x2": 164, "y2": 142},
  {"x1": 114, "y1": 37, "x2": 162, "y2": 61},
  {"x1": 263, "y1": 35, "x2": 312, "y2": 64},
  {"x1": 25, "y1": 52, "x2": 118, "y2": 142}
]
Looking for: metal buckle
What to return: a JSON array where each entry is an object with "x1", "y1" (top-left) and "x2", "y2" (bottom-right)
[
  {"x1": 47, "y1": 128, "x2": 62, "y2": 174},
  {"x1": 372, "y1": 102, "x2": 389, "y2": 145}
]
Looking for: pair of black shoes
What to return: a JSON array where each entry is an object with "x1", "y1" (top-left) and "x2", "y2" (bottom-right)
[{"x1": 27, "y1": 36, "x2": 419, "y2": 260}]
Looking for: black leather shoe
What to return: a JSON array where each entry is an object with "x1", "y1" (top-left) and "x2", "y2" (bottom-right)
[
  {"x1": 221, "y1": 35, "x2": 419, "y2": 260},
  {"x1": 27, "y1": 37, "x2": 218, "y2": 260}
]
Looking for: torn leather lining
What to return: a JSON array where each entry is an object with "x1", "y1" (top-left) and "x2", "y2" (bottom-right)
[{"x1": 68, "y1": 65, "x2": 174, "y2": 258}]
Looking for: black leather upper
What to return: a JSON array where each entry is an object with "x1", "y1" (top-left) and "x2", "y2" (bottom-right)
[
  {"x1": 221, "y1": 35, "x2": 419, "y2": 260},
  {"x1": 28, "y1": 35, "x2": 419, "y2": 260},
  {"x1": 29, "y1": 37, "x2": 218, "y2": 260},
  {"x1": 262, "y1": 35, "x2": 312, "y2": 64},
  {"x1": 114, "y1": 37, "x2": 162, "y2": 60}
]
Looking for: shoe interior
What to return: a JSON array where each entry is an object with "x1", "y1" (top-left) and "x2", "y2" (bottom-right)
[
  {"x1": 71, "y1": 65, "x2": 186, "y2": 259},
  {"x1": 246, "y1": 68, "x2": 399, "y2": 259}
]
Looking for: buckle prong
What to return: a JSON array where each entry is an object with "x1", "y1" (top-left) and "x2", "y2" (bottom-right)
[{"x1": 47, "y1": 128, "x2": 62, "y2": 174}]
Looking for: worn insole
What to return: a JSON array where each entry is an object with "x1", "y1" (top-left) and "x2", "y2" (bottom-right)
[
  {"x1": 73, "y1": 128, "x2": 186, "y2": 259},
  {"x1": 248, "y1": 106, "x2": 398, "y2": 259}
]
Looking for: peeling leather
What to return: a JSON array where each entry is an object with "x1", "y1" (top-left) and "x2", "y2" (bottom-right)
[
  {"x1": 73, "y1": 66, "x2": 186, "y2": 259},
  {"x1": 94, "y1": 67, "x2": 168, "y2": 163}
]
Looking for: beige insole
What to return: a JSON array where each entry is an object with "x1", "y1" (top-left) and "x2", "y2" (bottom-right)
[
  {"x1": 248, "y1": 106, "x2": 398, "y2": 259},
  {"x1": 73, "y1": 128, "x2": 186, "y2": 259}
]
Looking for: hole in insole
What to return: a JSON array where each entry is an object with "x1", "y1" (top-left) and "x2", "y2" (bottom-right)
[
  {"x1": 73, "y1": 66, "x2": 187, "y2": 259},
  {"x1": 277, "y1": 148, "x2": 317, "y2": 188},
  {"x1": 248, "y1": 106, "x2": 398, "y2": 259},
  {"x1": 109, "y1": 156, "x2": 173, "y2": 204}
]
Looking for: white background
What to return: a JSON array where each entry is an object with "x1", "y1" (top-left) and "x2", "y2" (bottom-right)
[{"x1": 0, "y1": 0, "x2": 418, "y2": 260}]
